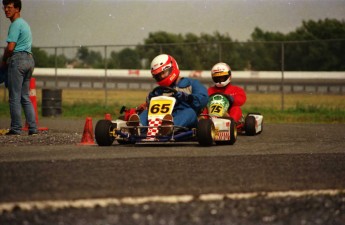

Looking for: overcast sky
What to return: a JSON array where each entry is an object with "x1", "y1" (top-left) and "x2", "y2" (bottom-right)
[{"x1": 1, "y1": 0, "x2": 345, "y2": 47}]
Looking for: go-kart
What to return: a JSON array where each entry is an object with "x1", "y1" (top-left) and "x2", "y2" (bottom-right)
[
  {"x1": 94, "y1": 87, "x2": 263, "y2": 147},
  {"x1": 200, "y1": 93, "x2": 263, "y2": 138}
]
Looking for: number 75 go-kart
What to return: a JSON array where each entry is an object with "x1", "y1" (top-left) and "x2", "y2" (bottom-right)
[{"x1": 95, "y1": 86, "x2": 263, "y2": 146}]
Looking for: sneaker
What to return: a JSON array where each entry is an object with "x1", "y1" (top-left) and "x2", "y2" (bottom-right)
[
  {"x1": 29, "y1": 131, "x2": 38, "y2": 136},
  {"x1": 126, "y1": 114, "x2": 140, "y2": 135},
  {"x1": 158, "y1": 114, "x2": 174, "y2": 136},
  {"x1": 6, "y1": 130, "x2": 20, "y2": 136}
]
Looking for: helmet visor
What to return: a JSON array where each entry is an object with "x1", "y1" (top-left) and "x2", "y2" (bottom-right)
[
  {"x1": 152, "y1": 67, "x2": 173, "y2": 82},
  {"x1": 212, "y1": 74, "x2": 230, "y2": 84}
]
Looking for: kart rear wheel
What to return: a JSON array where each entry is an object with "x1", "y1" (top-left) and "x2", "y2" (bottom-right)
[
  {"x1": 95, "y1": 119, "x2": 115, "y2": 146},
  {"x1": 245, "y1": 115, "x2": 256, "y2": 136},
  {"x1": 197, "y1": 119, "x2": 215, "y2": 146},
  {"x1": 215, "y1": 118, "x2": 237, "y2": 145}
]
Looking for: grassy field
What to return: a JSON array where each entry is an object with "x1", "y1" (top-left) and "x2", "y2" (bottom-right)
[{"x1": 0, "y1": 88, "x2": 344, "y2": 123}]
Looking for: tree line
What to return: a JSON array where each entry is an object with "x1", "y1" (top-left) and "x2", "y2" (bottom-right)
[{"x1": 32, "y1": 18, "x2": 345, "y2": 71}]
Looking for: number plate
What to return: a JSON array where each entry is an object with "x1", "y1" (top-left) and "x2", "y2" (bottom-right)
[
  {"x1": 207, "y1": 94, "x2": 230, "y2": 117},
  {"x1": 148, "y1": 96, "x2": 176, "y2": 117},
  {"x1": 208, "y1": 103, "x2": 225, "y2": 117}
]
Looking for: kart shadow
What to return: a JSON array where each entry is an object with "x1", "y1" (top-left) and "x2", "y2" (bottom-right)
[{"x1": 114, "y1": 142, "x2": 200, "y2": 147}]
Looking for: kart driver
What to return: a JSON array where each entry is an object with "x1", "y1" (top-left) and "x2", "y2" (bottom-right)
[
  {"x1": 206, "y1": 62, "x2": 246, "y2": 123},
  {"x1": 129, "y1": 54, "x2": 208, "y2": 135}
]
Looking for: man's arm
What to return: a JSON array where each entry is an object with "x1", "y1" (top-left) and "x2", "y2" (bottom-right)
[
  {"x1": 1, "y1": 42, "x2": 16, "y2": 68},
  {"x1": 229, "y1": 86, "x2": 246, "y2": 107},
  {"x1": 189, "y1": 79, "x2": 209, "y2": 111}
]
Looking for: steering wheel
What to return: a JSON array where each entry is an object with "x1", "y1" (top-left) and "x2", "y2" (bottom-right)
[
  {"x1": 151, "y1": 86, "x2": 178, "y2": 96},
  {"x1": 209, "y1": 93, "x2": 233, "y2": 104}
]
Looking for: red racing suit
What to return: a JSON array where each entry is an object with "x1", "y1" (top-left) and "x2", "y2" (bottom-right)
[{"x1": 207, "y1": 84, "x2": 246, "y2": 122}]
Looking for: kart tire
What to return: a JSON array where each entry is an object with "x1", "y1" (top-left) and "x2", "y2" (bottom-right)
[
  {"x1": 245, "y1": 115, "x2": 256, "y2": 136},
  {"x1": 95, "y1": 119, "x2": 115, "y2": 146},
  {"x1": 197, "y1": 119, "x2": 215, "y2": 146},
  {"x1": 216, "y1": 118, "x2": 237, "y2": 145}
]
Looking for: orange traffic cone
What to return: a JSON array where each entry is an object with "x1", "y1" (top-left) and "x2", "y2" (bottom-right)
[
  {"x1": 23, "y1": 78, "x2": 49, "y2": 131},
  {"x1": 105, "y1": 113, "x2": 112, "y2": 120},
  {"x1": 78, "y1": 117, "x2": 95, "y2": 145}
]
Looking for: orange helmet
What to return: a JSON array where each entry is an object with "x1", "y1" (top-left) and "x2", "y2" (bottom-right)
[
  {"x1": 150, "y1": 54, "x2": 180, "y2": 87},
  {"x1": 211, "y1": 62, "x2": 232, "y2": 87}
]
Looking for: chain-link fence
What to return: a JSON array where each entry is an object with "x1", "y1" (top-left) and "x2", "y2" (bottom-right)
[
  {"x1": 18, "y1": 39, "x2": 344, "y2": 71},
  {"x1": 1, "y1": 40, "x2": 345, "y2": 110}
]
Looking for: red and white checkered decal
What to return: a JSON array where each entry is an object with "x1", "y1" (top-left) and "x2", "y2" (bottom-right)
[
  {"x1": 215, "y1": 131, "x2": 230, "y2": 141},
  {"x1": 147, "y1": 118, "x2": 162, "y2": 138}
]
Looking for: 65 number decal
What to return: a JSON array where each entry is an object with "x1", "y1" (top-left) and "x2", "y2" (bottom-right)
[
  {"x1": 148, "y1": 98, "x2": 175, "y2": 116},
  {"x1": 150, "y1": 103, "x2": 171, "y2": 114}
]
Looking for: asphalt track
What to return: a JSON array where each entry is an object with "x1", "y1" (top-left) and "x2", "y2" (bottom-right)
[{"x1": 0, "y1": 118, "x2": 344, "y2": 224}]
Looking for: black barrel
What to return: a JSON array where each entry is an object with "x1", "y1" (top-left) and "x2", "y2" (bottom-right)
[{"x1": 42, "y1": 89, "x2": 62, "y2": 117}]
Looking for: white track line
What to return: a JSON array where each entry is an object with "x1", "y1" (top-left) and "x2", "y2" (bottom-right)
[{"x1": 1, "y1": 189, "x2": 344, "y2": 213}]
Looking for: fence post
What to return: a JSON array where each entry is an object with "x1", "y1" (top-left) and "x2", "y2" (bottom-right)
[
  {"x1": 218, "y1": 43, "x2": 222, "y2": 62},
  {"x1": 104, "y1": 45, "x2": 108, "y2": 106},
  {"x1": 281, "y1": 42, "x2": 285, "y2": 111},
  {"x1": 159, "y1": 45, "x2": 163, "y2": 54},
  {"x1": 54, "y1": 47, "x2": 58, "y2": 87}
]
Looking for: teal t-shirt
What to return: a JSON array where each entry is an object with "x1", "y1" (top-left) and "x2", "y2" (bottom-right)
[{"x1": 6, "y1": 18, "x2": 32, "y2": 53}]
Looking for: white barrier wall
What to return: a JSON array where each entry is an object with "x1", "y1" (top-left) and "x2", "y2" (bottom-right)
[{"x1": 34, "y1": 68, "x2": 345, "y2": 80}]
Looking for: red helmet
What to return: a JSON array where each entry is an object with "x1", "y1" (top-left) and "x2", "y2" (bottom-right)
[{"x1": 150, "y1": 54, "x2": 180, "y2": 87}]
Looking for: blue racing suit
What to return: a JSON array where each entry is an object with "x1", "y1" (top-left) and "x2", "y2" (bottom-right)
[{"x1": 139, "y1": 77, "x2": 208, "y2": 128}]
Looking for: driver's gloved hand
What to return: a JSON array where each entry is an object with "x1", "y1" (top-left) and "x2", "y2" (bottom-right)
[
  {"x1": 147, "y1": 91, "x2": 156, "y2": 100},
  {"x1": 226, "y1": 95, "x2": 234, "y2": 105},
  {"x1": 147, "y1": 87, "x2": 166, "y2": 100},
  {"x1": 174, "y1": 91, "x2": 193, "y2": 103},
  {"x1": 147, "y1": 90, "x2": 160, "y2": 101}
]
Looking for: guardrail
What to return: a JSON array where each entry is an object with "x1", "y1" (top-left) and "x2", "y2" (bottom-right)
[
  {"x1": 34, "y1": 75, "x2": 345, "y2": 94},
  {"x1": 1, "y1": 69, "x2": 344, "y2": 94},
  {"x1": 31, "y1": 69, "x2": 345, "y2": 94}
]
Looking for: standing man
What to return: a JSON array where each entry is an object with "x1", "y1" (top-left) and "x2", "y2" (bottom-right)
[{"x1": 1, "y1": 0, "x2": 37, "y2": 135}]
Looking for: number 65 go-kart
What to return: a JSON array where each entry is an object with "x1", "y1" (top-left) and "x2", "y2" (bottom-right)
[{"x1": 95, "y1": 87, "x2": 263, "y2": 146}]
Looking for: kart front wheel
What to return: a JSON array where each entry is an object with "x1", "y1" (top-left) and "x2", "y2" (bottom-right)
[
  {"x1": 197, "y1": 119, "x2": 215, "y2": 146},
  {"x1": 95, "y1": 119, "x2": 115, "y2": 146}
]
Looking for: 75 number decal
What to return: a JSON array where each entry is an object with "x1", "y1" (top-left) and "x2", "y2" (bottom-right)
[{"x1": 210, "y1": 105, "x2": 223, "y2": 114}]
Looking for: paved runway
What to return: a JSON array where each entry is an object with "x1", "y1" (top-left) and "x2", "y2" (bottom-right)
[{"x1": 0, "y1": 119, "x2": 344, "y2": 224}]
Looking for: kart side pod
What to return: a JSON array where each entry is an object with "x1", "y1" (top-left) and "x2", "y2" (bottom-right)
[{"x1": 244, "y1": 113, "x2": 263, "y2": 136}]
